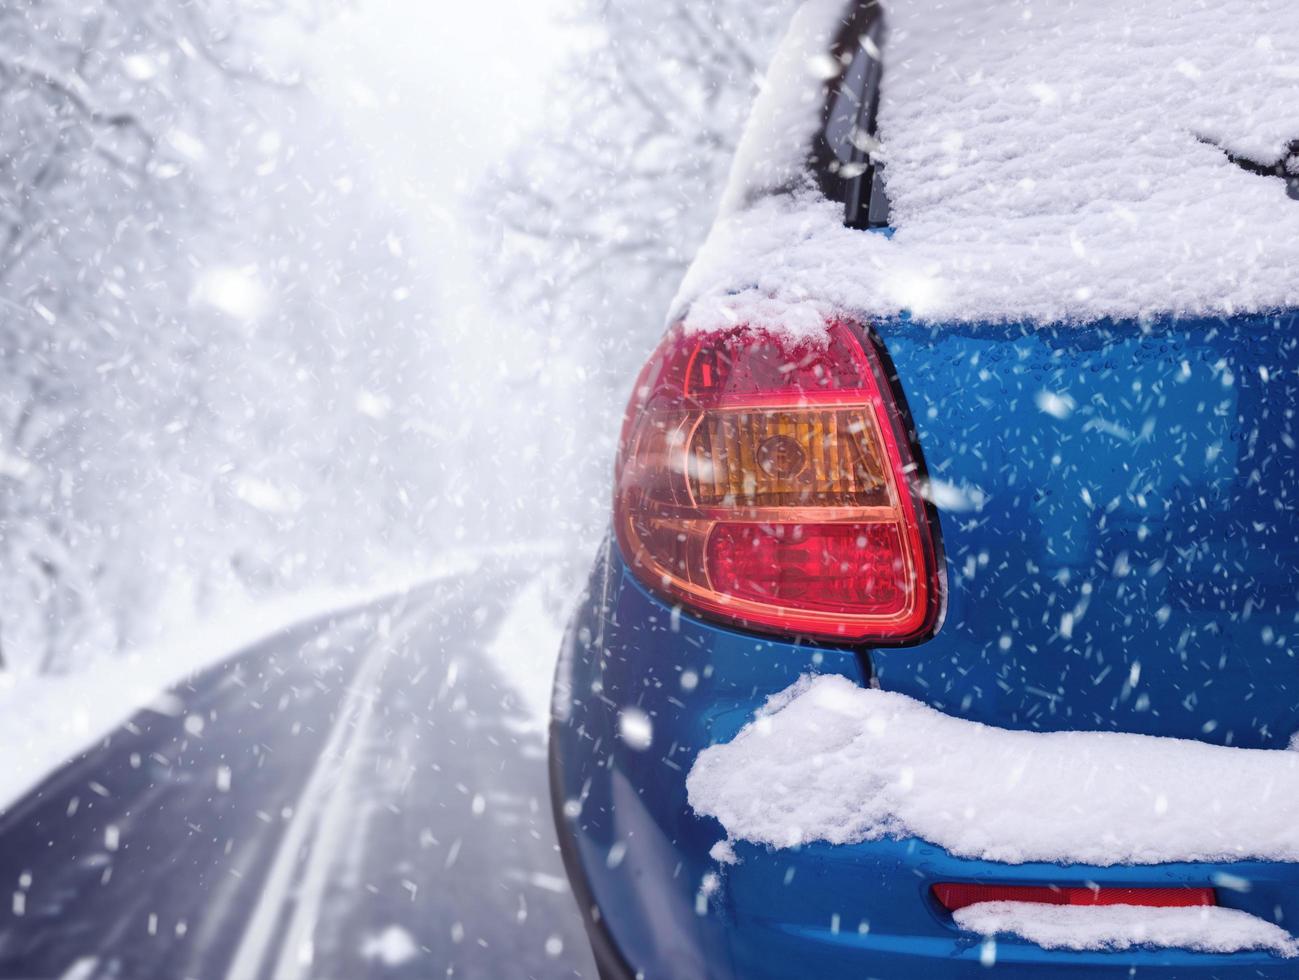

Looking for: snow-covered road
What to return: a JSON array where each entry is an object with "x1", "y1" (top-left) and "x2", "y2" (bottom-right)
[{"x1": 0, "y1": 569, "x2": 593, "y2": 979}]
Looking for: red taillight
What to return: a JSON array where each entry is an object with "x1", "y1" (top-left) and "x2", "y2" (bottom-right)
[
  {"x1": 932, "y1": 883, "x2": 1218, "y2": 912},
  {"x1": 613, "y1": 321, "x2": 942, "y2": 643}
]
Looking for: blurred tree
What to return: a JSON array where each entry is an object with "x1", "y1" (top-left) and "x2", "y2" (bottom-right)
[{"x1": 479, "y1": 0, "x2": 798, "y2": 558}]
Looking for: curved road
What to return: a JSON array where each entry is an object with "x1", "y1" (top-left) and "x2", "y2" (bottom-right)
[{"x1": 0, "y1": 569, "x2": 594, "y2": 980}]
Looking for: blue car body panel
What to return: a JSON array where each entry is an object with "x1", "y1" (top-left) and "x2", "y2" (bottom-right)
[
  {"x1": 872, "y1": 312, "x2": 1299, "y2": 749},
  {"x1": 550, "y1": 312, "x2": 1299, "y2": 978}
]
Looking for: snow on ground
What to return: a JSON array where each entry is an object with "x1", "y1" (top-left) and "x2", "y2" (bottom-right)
[
  {"x1": 687, "y1": 675, "x2": 1299, "y2": 866},
  {"x1": 953, "y1": 902, "x2": 1299, "y2": 958},
  {"x1": 677, "y1": 0, "x2": 1299, "y2": 332},
  {"x1": 0, "y1": 555, "x2": 487, "y2": 815},
  {"x1": 485, "y1": 572, "x2": 569, "y2": 732}
]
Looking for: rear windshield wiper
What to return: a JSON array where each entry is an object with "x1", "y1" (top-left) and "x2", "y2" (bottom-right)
[
  {"x1": 1202, "y1": 137, "x2": 1299, "y2": 201},
  {"x1": 809, "y1": 3, "x2": 891, "y2": 230}
]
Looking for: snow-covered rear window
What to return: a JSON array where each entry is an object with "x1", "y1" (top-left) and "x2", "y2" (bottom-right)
[{"x1": 675, "y1": 0, "x2": 1299, "y2": 333}]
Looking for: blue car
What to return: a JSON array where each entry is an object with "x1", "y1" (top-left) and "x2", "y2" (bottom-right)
[{"x1": 550, "y1": 1, "x2": 1299, "y2": 976}]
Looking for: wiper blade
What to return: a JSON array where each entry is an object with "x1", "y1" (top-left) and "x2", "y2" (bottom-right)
[{"x1": 1202, "y1": 136, "x2": 1299, "y2": 200}]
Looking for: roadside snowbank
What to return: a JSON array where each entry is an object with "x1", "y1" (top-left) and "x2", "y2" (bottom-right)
[
  {"x1": 676, "y1": 0, "x2": 1299, "y2": 330},
  {"x1": 954, "y1": 902, "x2": 1298, "y2": 958},
  {"x1": 486, "y1": 572, "x2": 569, "y2": 732},
  {"x1": 687, "y1": 675, "x2": 1299, "y2": 866}
]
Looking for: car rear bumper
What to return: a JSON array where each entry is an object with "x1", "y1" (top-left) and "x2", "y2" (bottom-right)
[
  {"x1": 550, "y1": 540, "x2": 1299, "y2": 978},
  {"x1": 718, "y1": 838, "x2": 1299, "y2": 978}
]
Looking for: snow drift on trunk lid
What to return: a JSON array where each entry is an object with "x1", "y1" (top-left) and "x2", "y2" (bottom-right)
[
  {"x1": 687, "y1": 675, "x2": 1299, "y2": 866},
  {"x1": 675, "y1": 0, "x2": 1299, "y2": 333}
]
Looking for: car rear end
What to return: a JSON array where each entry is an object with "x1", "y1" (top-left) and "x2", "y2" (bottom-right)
[{"x1": 550, "y1": 1, "x2": 1299, "y2": 977}]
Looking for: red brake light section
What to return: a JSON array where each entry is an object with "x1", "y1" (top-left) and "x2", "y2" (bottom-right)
[
  {"x1": 932, "y1": 883, "x2": 1217, "y2": 912},
  {"x1": 613, "y1": 321, "x2": 942, "y2": 643}
]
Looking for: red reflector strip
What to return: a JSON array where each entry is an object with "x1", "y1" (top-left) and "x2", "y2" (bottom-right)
[
  {"x1": 932, "y1": 883, "x2": 1217, "y2": 912},
  {"x1": 706, "y1": 522, "x2": 909, "y2": 615}
]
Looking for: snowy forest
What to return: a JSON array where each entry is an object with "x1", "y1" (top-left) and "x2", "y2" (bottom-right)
[
  {"x1": 0, "y1": 0, "x2": 444, "y2": 673},
  {"x1": 0, "y1": 0, "x2": 795, "y2": 676},
  {"x1": 1, "y1": 7, "x2": 822, "y2": 968}
]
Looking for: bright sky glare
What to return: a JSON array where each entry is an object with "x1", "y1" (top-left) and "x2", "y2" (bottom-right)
[{"x1": 312, "y1": 0, "x2": 574, "y2": 227}]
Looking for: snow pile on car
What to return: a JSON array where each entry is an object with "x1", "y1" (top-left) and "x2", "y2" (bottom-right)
[
  {"x1": 686, "y1": 674, "x2": 1299, "y2": 866},
  {"x1": 675, "y1": 0, "x2": 1299, "y2": 331},
  {"x1": 954, "y1": 903, "x2": 1299, "y2": 958}
]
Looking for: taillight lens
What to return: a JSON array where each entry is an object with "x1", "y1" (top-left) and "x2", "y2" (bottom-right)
[{"x1": 613, "y1": 321, "x2": 942, "y2": 643}]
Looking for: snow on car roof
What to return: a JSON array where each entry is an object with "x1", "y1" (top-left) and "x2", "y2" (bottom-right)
[
  {"x1": 687, "y1": 675, "x2": 1299, "y2": 866},
  {"x1": 674, "y1": 0, "x2": 1299, "y2": 333}
]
